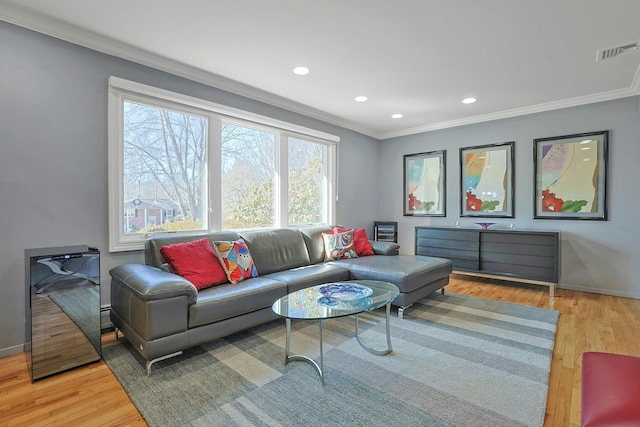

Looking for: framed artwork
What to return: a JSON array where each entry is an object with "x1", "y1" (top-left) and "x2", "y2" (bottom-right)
[
  {"x1": 403, "y1": 150, "x2": 446, "y2": 216},
  {"x1": 460, "y1": 141, "x2": 514, "y2": 218},
  {"x1": 533, "y1": 130, "x2": 608, "y2": 220}
]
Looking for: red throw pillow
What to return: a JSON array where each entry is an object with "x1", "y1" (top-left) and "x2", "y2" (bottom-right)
[
  {"x1": 333, "y1": 227, "x2": 374, "y2": 256},
  {"x1": 159, "y1": 238, "x2": 228, "y2": 291}
]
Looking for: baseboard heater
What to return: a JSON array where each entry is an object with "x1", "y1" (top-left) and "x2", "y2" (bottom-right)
[{"x1": 100, "y1": 304, "x2": 113, "y2": 331}]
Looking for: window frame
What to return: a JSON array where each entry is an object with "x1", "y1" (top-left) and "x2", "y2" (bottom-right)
[{"x1": 108, "y1": 77, "x2": 338, "y2": 252}]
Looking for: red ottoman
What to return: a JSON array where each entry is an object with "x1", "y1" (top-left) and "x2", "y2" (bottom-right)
[{"x1": 581, "y1": 352, "x2": 640, "y2": 427}]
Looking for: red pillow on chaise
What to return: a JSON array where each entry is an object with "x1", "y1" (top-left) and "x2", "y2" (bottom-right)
[
  {"x1": 159, "y1": 238, "x2": 228, "y2": 291},
  {"x1": 332, "y1": 227, "x2": 374, "y2": 256}
]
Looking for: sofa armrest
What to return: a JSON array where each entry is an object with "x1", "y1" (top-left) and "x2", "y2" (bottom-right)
[
  {"x1": 369, "y1": 240, "x2": 400, "y2": 256},
  {"x1": 109, "y1": 263, "x2": 197, "y2": 305}
]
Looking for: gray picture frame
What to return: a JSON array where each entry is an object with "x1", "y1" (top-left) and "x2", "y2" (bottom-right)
[{"x1": 460, "y1": 141, "x2": 514, "y2": 218}]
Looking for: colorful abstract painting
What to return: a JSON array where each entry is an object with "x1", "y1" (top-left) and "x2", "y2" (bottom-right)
[
  {"x1": 534, "y1": 131, "x2": 608, "y2": 220},
  {"x1": 403, "y1": 150, "x2": 446, "y2": 216},
  {"x1": 460, "y1": 142, "x2": 514, "y2": 218}
]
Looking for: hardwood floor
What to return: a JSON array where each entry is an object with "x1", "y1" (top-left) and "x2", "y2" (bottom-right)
[{"x1": 1, "y1": 275, "x2": 639, "y2": 426}]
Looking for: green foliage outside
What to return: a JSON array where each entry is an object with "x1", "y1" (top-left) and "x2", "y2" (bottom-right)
[
  {"x1": 223, "y1": 157, "x2": 323, "y2": 229},
  {"x1": 288, "y1": 156, "x2": 323, "y2": 225}
]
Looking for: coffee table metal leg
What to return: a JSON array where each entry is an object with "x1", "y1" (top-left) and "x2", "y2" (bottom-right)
[
  {"x1": 284, "y1": 318, "x2": 325, "y2": 384},
  {"x1": 355, "y1": 303, "x2": 393, "y2": 355}
]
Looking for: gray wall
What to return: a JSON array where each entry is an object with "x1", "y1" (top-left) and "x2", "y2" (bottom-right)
[
  {"x1": 380, "y1": 96, "x2": 640, "y2": 298},
  {"x1": 0, "y1": 21, "x2": 379, "y2": 356}
]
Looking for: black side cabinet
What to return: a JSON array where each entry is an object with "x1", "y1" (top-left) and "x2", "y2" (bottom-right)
[
  {"x1": 374, "y1": 221, "x2": 398, "y2": 243},
  {"x1": 25, "y1": 245, "x2": 101, "y2": 381}
]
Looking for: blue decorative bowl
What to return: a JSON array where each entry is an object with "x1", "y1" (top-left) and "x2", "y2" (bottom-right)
[
  {"x1": 318, "y1": 283, "x2": 373, "y2": 300},
  {"x1": 318, "y1": 296, "x2": 373, "y2": 309},
  {"x1": 475, "y1": 222, "x2": 496, "y2": 230}
]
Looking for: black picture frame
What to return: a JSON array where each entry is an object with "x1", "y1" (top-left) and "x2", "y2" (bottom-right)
[
  {"x1": 403, "y1": 150, "x2": 446, "y2": 216},
  {"x1": 533, "y1": 130, "x2": 609, "y2": 220}
]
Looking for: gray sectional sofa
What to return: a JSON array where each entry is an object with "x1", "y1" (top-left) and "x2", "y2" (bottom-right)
[{"x1": 109, "y1": 225, "x2": 452, "y2": 374}]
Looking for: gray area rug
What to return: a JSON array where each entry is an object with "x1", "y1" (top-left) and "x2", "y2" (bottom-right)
[{"x1": 103, "y1": 293, "x2": 559, "y2": 427}]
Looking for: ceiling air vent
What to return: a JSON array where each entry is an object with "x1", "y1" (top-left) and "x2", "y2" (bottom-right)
[{"x1": 597, "y1": 42, "x2": 639, "y2": 62}]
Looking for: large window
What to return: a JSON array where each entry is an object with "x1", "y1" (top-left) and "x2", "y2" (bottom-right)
[{"x1": 108, "y1": 77, "x2": 338, "y2": 252}]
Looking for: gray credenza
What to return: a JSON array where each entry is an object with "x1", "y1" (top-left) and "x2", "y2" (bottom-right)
[{"x1": 415, "y1": 226, "x2": 560, "y2": 296}]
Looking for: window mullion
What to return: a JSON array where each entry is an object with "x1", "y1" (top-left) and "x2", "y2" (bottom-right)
[
  {"x1": 277, "y1": 134, "x2": 289, "y2": 227},
  {"x1": 209, "y1": 115, "x2": 222, "y2": 231}
]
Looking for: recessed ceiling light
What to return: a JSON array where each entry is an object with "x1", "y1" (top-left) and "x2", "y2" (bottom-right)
[
  {"x1": 391, "y1": 113, "x2": 403, "y2": 119},
  {"x1": 354, "y1": 96, "x2": 368, "y2": 102},
  {"x1": 292, "y1": 66, "x2": 310, "y2": 75},
  {"x1": 462, "y1": 97, "x2": 477, "y2": 104}
]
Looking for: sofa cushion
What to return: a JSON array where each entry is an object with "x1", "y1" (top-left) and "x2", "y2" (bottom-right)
[
  {"x1": 240, "y1": 228, "x2": 311, "y2": 275},
  {"x1": 298, "y1": 225, "x2": 333, "y2": 265},
  {"x1": 333, "y1": 227, "x2": 374, "y2": 256},
  {"x1": 329, "y1": 255, "x2": 452, "y2": 294},
  {"x1": 265, "y1": 263, "x2": 351, "y2": 293},
  {"x1": 188, "y1": 277, "x2": 287, "y2": 327},
  {"x1": 212, "y1": 239, "x2": 259, "y2": 284},
  {"x1": 322, "y1": 229, "x2": 358, "y2": 261},
  {"x1": 158, "y1": 238, "x2": 228, "y2": 290}
]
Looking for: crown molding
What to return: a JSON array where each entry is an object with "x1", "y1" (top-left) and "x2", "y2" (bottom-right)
[
  {"x1": 0, "y1": 4, "x2": 378, "y2": 139},
  {"x1": 2, "y1": 4, "x2": 639, "y2": 142},
  {"x1": 379, "y1": 83, "x2": 640, "y2": 140},
  {"x1": 632, "y1": 64, "x2": 640, "y2": 93}
]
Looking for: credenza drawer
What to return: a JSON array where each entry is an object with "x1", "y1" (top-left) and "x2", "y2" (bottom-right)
[
  {"x1": 416, "y1": 236, "x2": 479, "y2": 251},
  {"x1": 481, "y1": 232, "x2": 556, "y2": 247},
  {"x1": 481, "y1": 241, "x2": 554, "y2": 257},
  {"x1": 416, "y1": 227, "x2": 479, "y2": 242},
  {"x1": 480, "y1": 251, "x2": 556, "y2": 269},
  {"x1": 481, "y1": 262, "x2": 556, "y2": 282},
  {"x1": 417, "y1": 246, "x2": 478, "y2": 261},
  {"x1": 450, "y1": 259, "x2": 481, "y2": 271}
]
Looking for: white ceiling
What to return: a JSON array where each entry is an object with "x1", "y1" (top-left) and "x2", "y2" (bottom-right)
[{"x1": 2, "y1": 0, "x2": 640, "y2": 139}]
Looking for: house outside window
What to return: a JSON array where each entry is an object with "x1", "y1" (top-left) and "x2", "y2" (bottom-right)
[{"x1": 108, "y1": 77, "x2": 338, "y2": 252}]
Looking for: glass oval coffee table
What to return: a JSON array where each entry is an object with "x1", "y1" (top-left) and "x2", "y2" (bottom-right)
[{"x1": 271, "y1": 280, "x2": 399, "y2": 384}]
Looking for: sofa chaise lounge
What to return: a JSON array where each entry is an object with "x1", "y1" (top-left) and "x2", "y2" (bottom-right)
[{"x1": 109, "y1": 226, "x2": 452, "y2": 374}]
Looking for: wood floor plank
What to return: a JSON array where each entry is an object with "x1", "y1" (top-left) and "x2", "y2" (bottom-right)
[{"x1": 1, "y1": 274, "x2": 639, "y2": 426}]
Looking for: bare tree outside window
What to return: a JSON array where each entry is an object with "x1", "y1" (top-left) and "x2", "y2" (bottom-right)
[
  {"x1": 109, "y1": 78, "x2": 336, "y2": 251},
  {"x1": 122, "y1": 102, "x2": 329, "y2": 234},
  {"x1": 122, "y1": 101, "x2": 208, "y2": 234}
]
